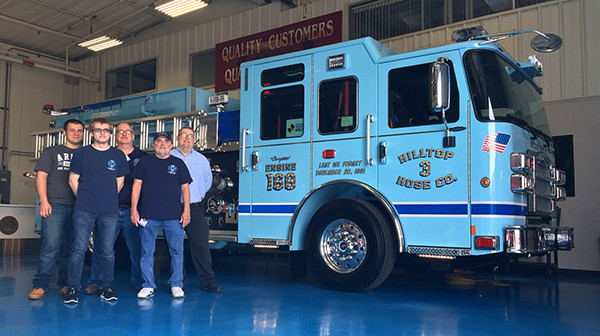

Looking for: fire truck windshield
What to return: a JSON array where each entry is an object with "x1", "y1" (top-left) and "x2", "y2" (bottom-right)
[{"x1": 464, "y1": 49, "x2": 551, "y2": 138}]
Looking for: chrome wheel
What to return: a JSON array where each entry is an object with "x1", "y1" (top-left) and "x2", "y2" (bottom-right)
[{"x1": 319, "y1": 219, "x2": 367, "y2": 273}]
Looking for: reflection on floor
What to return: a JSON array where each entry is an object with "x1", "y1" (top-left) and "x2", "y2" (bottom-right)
[{"x1": 1, "y1": 253, "x2": 599, "y2": 336}]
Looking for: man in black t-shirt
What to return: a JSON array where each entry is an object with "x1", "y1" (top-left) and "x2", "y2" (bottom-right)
[
  {"x1": 131, "y1": 131, "x2": 192, "y2": 299},
  {"x1": 29, "y1": 119, "x2": 84, "y2": 300}
]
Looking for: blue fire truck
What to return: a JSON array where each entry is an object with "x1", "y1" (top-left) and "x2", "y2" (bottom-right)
[{"x1": 34, "y1": 27, "x2": 573, "y2": 292}]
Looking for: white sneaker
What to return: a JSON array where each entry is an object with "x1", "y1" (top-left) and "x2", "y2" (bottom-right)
[
  {"x1": 137, "y1": 287, "x2": 154, "y2": 299},
  {"x1": 171, "y1": 287, "x2": 184, "y2": 298}
]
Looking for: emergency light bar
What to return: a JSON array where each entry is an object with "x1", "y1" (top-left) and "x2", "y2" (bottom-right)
[{"x1": 42, "y1": 104, "x2": 68, "y2": 117}]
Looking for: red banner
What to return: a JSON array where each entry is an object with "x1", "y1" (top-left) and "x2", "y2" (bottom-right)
[{"x1": 215, "y1": 11, "x2": 343, "y2": 92}]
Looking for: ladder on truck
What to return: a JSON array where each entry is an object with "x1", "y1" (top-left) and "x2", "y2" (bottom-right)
[{"x1": 31, "y1": 110, "x2": 221, "y2": 159}]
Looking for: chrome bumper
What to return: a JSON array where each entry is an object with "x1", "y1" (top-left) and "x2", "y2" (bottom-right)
[{"x1": 505, "y1": 225, "x2": 574, "y2": 254}]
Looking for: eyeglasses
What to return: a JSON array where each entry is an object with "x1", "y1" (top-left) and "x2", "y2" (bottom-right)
[
  {"x1": 179, "y1": 133, "x2": 194, "y2": 138},
  {"x1": 116, "y1": 130, "x2": 133, "y2": 135},
  {"x1": 92, "y1": 128, "x2": 112, "y2": 134}
]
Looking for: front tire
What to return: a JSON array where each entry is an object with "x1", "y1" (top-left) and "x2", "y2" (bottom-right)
[{"x1": 306, "y1": 198, "x2": 396, "y2": 292}]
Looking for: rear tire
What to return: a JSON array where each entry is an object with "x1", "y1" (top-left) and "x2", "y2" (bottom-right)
[{"x1": 306, "y1": 198, "x2": 396, "y2": 292}]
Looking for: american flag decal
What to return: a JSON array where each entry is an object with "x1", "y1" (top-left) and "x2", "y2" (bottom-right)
[{"x1": 482, "y1": 132, "x2": 511, "y2": 153}]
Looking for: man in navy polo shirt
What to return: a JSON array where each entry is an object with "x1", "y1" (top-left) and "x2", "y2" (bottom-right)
[
  {"x1": 63, "y1": 117, "x2": 129, "y2": 304},
  {"x1": 131, "y1": 131, "x2": 192, "y2": 299}
]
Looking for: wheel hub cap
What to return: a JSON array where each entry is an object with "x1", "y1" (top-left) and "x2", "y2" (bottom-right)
[{"x1": 320, "y1": 219, "x2": 367, "y2": 273}]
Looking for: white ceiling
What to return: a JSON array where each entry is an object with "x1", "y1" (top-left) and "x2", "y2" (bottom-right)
[{"x1": 0, "y1": 0, "x2": 269, "y2": 62}]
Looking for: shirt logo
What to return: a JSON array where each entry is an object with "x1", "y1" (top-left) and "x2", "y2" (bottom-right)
[
  {"x1": 56, "y1": 153, "x2": 73, "y2": 171},
  {"x1": 133, "y1": 158, "x2": 140, "y2": 167},
  {"x1": 167, "y1": 164, "x2": 177, "y2": 175},
  {"x1": 107, "y1": 159, "x2": 117, "y2": 171}
]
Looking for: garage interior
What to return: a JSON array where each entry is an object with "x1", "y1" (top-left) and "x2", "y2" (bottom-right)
[{"x1": 0, "y1": 0, "x2": 599, "y2": 335}]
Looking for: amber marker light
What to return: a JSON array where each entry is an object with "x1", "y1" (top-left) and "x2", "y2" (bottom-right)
[{"x1": 480, "y1": 177, "x2": 490, "y2": 188}]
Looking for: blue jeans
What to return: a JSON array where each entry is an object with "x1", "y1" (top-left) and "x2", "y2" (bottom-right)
[
  {"x1": 88, "y1": 208, "x2": 142, "y2": 288},
  {"x1": 32, "y1": 203, "x2": 74, "y2": 290},
  {"x1": 67, "y1": 211, "x2": 118, "y2": 289},
  {"x1": 140, "y1": 219, "x2": 184, "y2": 289}
]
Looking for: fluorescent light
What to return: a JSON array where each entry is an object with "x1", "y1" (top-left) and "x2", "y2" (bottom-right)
[
  {"x1": 155, "y1": 0, "x2": 208, "y2": 17},
  {"x1": 78, "y1": 36, "x2": 123, "y2": 52}
]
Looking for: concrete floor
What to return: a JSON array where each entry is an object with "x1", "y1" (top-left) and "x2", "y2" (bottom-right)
[{"x1": 1, "y1": 252, "x2": 599, "y2": 336}]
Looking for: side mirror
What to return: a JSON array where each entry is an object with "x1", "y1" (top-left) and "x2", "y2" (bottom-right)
[
  {"x1": 430, "y1": 59, "x2": 450, "y2": 113},
  {"x1": 530, "y1": 33, "x2": 563, "y2": 53}
]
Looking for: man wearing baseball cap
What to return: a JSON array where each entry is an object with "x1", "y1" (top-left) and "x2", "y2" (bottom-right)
[{"x1": 131, "y1": 131, "x2": 192, "y2": 299}]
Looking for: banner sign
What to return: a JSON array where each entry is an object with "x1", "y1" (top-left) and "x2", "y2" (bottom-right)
[{"x1": 215, "y1": 11, "x2": 343, "y2": 92}]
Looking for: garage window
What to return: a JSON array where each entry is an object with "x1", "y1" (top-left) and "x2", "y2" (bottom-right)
[{"x1": 106, "y1": 59, "x2": 156, "y2": 99}]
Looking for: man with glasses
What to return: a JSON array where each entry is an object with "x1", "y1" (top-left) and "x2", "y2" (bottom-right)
[
  {"x1": 83, "y1": 122, "x2": 147, "y2": 295},
  {"x1": 171, "y1": 127, "x2": 222, "y2": 293},
  {"x1": 63, "y1": 118, "x2": 129, "y2": 304},
  {"x1": 28, "y1": 119, "x2": 84, "y2": 300}
]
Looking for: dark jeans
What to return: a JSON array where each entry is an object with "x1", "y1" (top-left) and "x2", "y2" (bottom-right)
[
  {"x1": 32, "y1": 203, "x2": 74, "y2": 290},
  {"x1": 87, "y1": 208, "x2": 142, "y2": 288},
  {"x1": 186, "y1": 204, "x2": 216, "y2": 286},
  {"x1": 66, "y1": 210, "x2": 118, "y2": 289}
]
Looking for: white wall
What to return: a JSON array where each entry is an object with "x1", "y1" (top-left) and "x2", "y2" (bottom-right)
[
  {"x1": 0, "y1": 57, "x2": 76, "y2": 205},
  {"x1": 72, "y1": 0, "x2": 353, "y2": 103},
  {"x1": 545, "y1": 96, "x2": 600, "y2": 271}
]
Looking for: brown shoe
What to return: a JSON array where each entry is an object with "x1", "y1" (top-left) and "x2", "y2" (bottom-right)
[
  {"x1": 83, "y1": 285, "x2": 99, "y2": 295},
  {"x1": 29, "y1": 288, "x2": 45, "y2": 300},
  {"x1": 59, "y1": 286, "x2": 67, "y2": 297}
]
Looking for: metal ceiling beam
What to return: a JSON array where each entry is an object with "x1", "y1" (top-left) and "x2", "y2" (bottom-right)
[
  {"x1": 0, "y1": 52, "x2": 99, "y2": 82},
  {"x1": 26, "y1": 0, "x2": 134, "y2": 36},
  {"x1": 0, "y1": 13, "x2": 79, "y2": 42}
]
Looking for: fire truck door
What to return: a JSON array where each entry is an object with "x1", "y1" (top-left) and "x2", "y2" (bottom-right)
[
  {"x1": 311, "y1": 45, "x2": 379, "y2": 190},
  {"x1": 376, "y1": 52, "x2": 470, "y2": 249},
  {"x1": 243, "y1": 57, "x2": 312, "y2": 241}
]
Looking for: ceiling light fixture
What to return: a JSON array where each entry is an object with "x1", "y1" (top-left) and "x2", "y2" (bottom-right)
[
  {"x1": 78, "y1": 36, "x2": 123, "y2": 52},
  {"x1": 155, "y1": 0, "x2": 208, "y2": 17}
]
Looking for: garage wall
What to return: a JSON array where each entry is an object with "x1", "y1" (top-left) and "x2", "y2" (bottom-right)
[
  {"x1": 380, "y1": 0, "x2": 599, "y2": 103},
  {"x1": 71, "y1": 0, "x2": 600, "y2": 104},
  {"x1": 0, "y1": 56, "x2": 76, "y2": 205},
  {"x1": 72, "y1": 0, "x2": 352, "y2": 103},
  {"x1": 544, "y1": 96, "x2": 600, "y2": 271}
]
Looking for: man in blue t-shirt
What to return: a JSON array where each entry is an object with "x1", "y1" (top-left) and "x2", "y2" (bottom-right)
[
  {"x1": 29, "y1": 119, "x2": 84, "y2": 300},
  {"x1": 84, "y1": 122, "x2": 148, "y2": 295},
  {"x1": 132, "y1": 131, "x2": 192, "y2": 299},
  {"x1": 63, "y1": 118, "x2": 129, "y2": 304}
]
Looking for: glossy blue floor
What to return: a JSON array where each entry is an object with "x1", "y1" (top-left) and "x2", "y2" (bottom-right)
[{"x1": 1, "y1": 252, "x2": 599, "y2": 336}]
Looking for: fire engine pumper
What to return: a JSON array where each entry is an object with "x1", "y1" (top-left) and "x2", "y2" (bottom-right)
[{"x1": 33, "y1": 27, "x2": 574, "y2": 292}]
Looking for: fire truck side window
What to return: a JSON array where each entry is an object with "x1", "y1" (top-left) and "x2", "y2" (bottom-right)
[
  {"x1": 261, "y1": 63, "x2": 305, "y2": 87},
  {"x1": 388, "y1": 62, "x2": 459, "y2": 128},
  {"x1": 260, "y1": 85, "x2": 304, "y2": 140},
  {"x1": 318, "y1": 77, "x2": 358, "y2": 134}
]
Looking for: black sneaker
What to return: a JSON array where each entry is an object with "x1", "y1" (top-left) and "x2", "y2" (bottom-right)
[
  {"x1": 201, "y1": 282, "x2": 222, "y2": 293},
  {"x1": 100, "y1": 287, "x2": 118, "y2": 301},
  {"x1": 63, "y1": 288, "x2": 78, "y2": 304}
]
